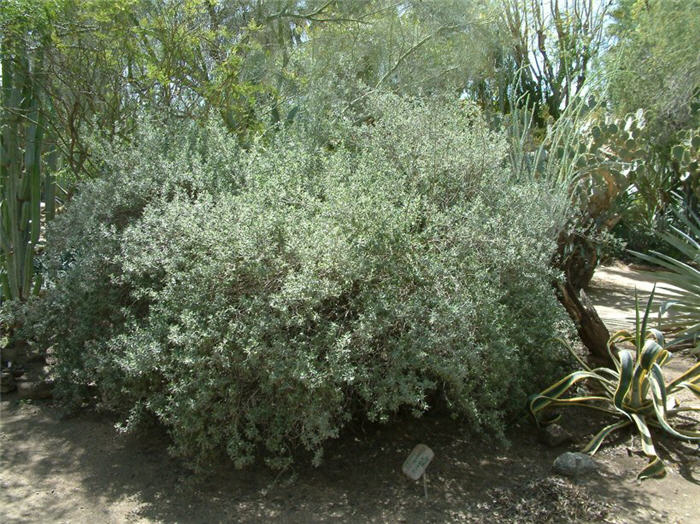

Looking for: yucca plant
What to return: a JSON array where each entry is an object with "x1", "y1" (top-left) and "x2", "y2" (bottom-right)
[
  {"x1": 631, "y1": 206, "x2": 700, "y2": 352},
  {"x1": 529, "y1": 289, "x2": 700, "y2": 479}
]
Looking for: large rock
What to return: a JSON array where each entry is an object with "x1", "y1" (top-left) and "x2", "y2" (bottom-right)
[{"x1": 553, "y1": 452, "x2": 598, "y2": 478}]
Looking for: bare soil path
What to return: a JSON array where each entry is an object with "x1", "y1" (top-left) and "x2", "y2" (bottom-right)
[{"x1": 1, "y1": 262, "x2": 698, "y2": 523}]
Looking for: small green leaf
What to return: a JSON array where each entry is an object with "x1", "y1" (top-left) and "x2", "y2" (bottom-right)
[{"x1": 671, "y1": 145, "x2": 685, "y2": 161}]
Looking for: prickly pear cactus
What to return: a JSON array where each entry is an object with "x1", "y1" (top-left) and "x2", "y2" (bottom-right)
[
  {"x1": 670, "y1": 130, "x2": 700, "y2": 199},
  {"x1": 574, "y1": 109, "x2": 648, "y2": 222}
]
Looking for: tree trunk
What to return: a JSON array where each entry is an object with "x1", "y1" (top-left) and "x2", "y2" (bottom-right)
[
  {"x1": 556, "y1": 280, "x2": 612, "y2": 366},
  {"x1": 555, "y1": 229, "x2": 612, "y2": 366}
]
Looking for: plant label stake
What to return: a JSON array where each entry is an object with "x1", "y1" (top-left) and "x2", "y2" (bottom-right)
[{"x1": 402, "y1": 444, "x2": 434, "y2": 499}]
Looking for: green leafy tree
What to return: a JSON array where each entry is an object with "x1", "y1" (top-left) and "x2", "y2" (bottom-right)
[
  {"x1": 492, "y1": 0, "x2": 612, "y2": 122},
  {"x1": 603, "y1": 0, "x2": 700, "y2": 250}
]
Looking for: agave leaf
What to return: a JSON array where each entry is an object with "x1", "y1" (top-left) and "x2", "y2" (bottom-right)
[
  {"x1": 631, "y1": 414, "x2": 657, "y2": 458},
  {"x1": 666, "y1": 361, "x2": 700, "y2": 391},
  {"x1": 671, "y1": 406, "x2": 700, "y2": 413},
  {"x1": 629, "y1": 364, "x2": 648, "y2": 408},
  {"x1": 532, "y1": 395, "x2": 615, "y2": 414},
  {"x1": 594, "y1": 366, "x2": 624, "y2": 383},
  {"x1": 676, "y1": 382, "x2": 700, "y2": 399},
  {"x1": 528, "y1": 371, "x2": 615, "y2": 423},
  {"x1": 638, "y1": 457, "x2": 666, "y2": 480},
  {"x1": 646, "y1": 328, "x2": 665, "y2": 347},
  {"x1": 582, "y1": 420, "x2": 631, "y2": 455},
  {"x1": 635, "y1": 291, "x2": 642, "y2": 352},
  {"x1": 640, "y1": 286, "x2": 657, "y2": 353},
  {"x1": 614, "y1": 350, "x2": 635, "y2": 409},
  {"x1": 592, "y1": 367, "x2": 622, "y2": 396},
  {"x1": 553, "y1": 337, "x2": 592, "y2": 372},
  {"x1": 640, "y1": 339, "x2": 665, "y2": 370},
  {"x1": 530, "y1": 288, "x2": 699, "y2": 480},
  {"x1": 607, "y1": 330, "x2": 634, "y2": 372},
  {"x1": 649, "y1": 365, "x2": 700, "y2": 440}
]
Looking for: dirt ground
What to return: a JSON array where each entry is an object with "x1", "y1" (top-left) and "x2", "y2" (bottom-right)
[{"x1": 1, "y1": 262, "x2": 699, "y2": 523}]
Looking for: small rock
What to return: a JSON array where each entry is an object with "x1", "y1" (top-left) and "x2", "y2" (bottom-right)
[
  {"x1": 553, "y1": 452, "x2": 597, "y2": 478},
  {"x1": 539, "y1": 424, "x2": 573, "y2": 447},
  {"x1": 17, "y1": 379, "x2": 54, "y2": 400}
]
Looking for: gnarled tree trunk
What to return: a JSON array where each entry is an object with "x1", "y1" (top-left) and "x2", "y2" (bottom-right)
[{"x1": 555, "y1": 231, "x2": 612, "y2": 366}]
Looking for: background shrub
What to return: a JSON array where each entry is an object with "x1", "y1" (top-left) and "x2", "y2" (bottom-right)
[{"x1": 22, "y1": 95, "x2": 573, "y2": 469}]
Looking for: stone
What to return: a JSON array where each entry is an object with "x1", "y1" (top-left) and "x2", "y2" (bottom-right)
[
  {"x1": 539, "y1": 423, "x2": 574, "y2": 447},
  {"x1": 17, "y1": 379, "x2": 54, "y2": 400},
  {"x1": 553, "y1": 452, "x2": 598, "y2": 478}
]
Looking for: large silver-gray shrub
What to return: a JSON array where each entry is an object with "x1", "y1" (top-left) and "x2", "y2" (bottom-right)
[{"x1": 26, "y1": 95, "x2": 573, "y2": 469}]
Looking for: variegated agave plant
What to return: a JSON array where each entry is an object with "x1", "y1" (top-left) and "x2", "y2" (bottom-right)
[{"x1": 529, "y1": 289, "x2": 700, "y2": 479}]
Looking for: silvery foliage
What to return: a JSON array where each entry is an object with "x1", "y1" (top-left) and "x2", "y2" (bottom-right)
[{"x1": 26, "y1": 94, "x2": 573, "y2": 469}]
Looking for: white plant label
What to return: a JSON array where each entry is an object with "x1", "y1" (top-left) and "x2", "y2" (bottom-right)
[{"x1": 402, "y1": 444, "x2": 434, "y2": 480}]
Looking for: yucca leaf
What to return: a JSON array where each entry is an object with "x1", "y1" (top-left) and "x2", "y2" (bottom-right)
[
  {"x1": 661, "y1": 228, "x2": 698, "y2": 261},
  {"x1": 632, "y1": 208, "x2": 699, "y2": 349},
  {"x1": 582, "y1": 420, "x2": 631, "y2": 455},
  {"x1": 635, "y1": 251, "x2": 700, "y2": 280}
]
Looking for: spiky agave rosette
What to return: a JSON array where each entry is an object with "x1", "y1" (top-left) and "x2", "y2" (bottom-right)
[{"x1": 529, "y1": 288, "x2": 700, "y2": 479}]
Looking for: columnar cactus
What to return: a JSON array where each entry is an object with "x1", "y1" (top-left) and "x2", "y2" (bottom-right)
[{"x1": 1, "y1": 41, "x2": 44, "y2": 301}]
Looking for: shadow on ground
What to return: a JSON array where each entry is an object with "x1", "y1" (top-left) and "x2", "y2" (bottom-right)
[
  {"x1": 2, "y1": 262, "x2": 698, "y2": 523},
  {"x1": 2, "y1": 396, "x2": 697, "y2": 524},
  {"x1": 587, "y1": 263, "x2": 683, "y2": 333}
]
